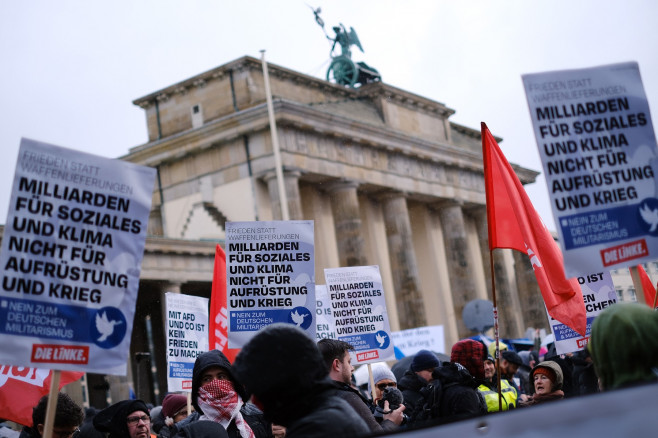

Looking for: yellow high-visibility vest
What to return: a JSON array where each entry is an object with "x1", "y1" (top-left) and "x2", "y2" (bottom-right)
[{"x1": 478, "y1": 379, "x2": 517, "y2": 412}]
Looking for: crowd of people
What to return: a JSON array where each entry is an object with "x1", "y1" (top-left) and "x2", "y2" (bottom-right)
[{"x1": 12, "y1": 303, "x2": 658, "y2": 438}]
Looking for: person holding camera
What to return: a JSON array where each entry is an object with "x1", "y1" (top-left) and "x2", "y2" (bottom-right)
[{"x1": 317, "y1": 339, "x2": 405, "y2": 433}]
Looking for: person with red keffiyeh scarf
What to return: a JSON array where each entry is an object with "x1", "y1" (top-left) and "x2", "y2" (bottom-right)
[{"x1": 187, "y1": 350, "x2": 272, "y2": 438}]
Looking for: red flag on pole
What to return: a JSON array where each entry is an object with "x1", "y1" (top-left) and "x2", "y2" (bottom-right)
[
  {"x1": 636, "y1": 264, "x2": 657, "y2": 307},
  {"x1": 209, "y1": 244, "x2": 239, "y2": 362},
  {"x1": 0, "y1": 367, "x2": 83, "y2": 426},
  {"x1": 481, "y1": 123, "x2": 587, "y2": 336}
]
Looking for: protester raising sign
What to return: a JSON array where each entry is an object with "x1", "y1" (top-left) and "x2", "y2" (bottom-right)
[
  {"x1": 0, "y1": 138, "x2": 155, "y2": 374},
  {"x1": 165, "y1": 292, "x2": 209, "y2": 392},
  {"x1": 523, "y1": 62, "x2": 658, "y2": 278},
  {"x1": 324, "y1": 265, "x2": 395, "y2": 365},
  {"x1": 226, "y1": 221, "x2": 315, "y2": 347}
]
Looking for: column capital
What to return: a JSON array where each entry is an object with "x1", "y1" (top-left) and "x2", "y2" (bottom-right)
[
  {"x1": 323, "y1": 179, "x2": 360, "y2": 194},
  {"x1": 261, "y1": 168, "x2": 303, "y2": 183},
  {"x1": 372, "y1": 189, "x2": 407, "y2": 202},
  {"x1": 430, "y1": 198, "x2": 464, "y2": 212}
]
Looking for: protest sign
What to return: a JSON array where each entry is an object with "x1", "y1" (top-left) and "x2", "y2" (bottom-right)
[
  {"x1": 0, "y1": 138, "x2": 155, "y2": 374},
  {"x1": 165, "y1": 292, "x2": 209, "y2": 392},
  {"x1": 324, "y1": 265, "x2": 395, "y2": 365},
  {"x1": 226, "y1": 221, "x2": 315, "y2": 347},
  {"x1": 548, "y1": 270, "x2": 617, "y2": 354},
  {"x1": 390, "y1": 325, "x2": 445, "y2": 357},
  {"x1": 315, "y1": 285, "x2": 337, "y2": 340},
  {"x1": 523, "y1": 62, "x2": 658, "y2": 277}
]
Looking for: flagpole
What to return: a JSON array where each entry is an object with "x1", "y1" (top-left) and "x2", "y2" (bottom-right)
[
  {"x1": 260, "y1": 50, "x2": 290, "y2": 221},
  {"x1": 489, "y1": 249, "x2": 503, "y2": 412},
  {"x1": 42, "y1": 370, "x2": 61, "y2": 438}
]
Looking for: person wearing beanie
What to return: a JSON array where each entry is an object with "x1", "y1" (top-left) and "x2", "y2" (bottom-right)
[
  {"x1": 317, "y1": 339, "x2": 404, "y2": 434},
  {"x1": 519, "y1": 361, "x2": 564, "y2": 407},
  {"x1": 232, "y1": 324, "x2": 370, "y2": 438},
  {"x1": 477, "y1": 354, "x2": 517, "y2": 412},
  {"x1": 368, "y1": 364, "x2": 398, "y2": 405},
  {"x1": 397, "y1": 350, "x2": 439, "y2": 424},
  {"x1": 162, "y1": 394, "x2": 190, "y2": 426},
  {"x1": 189, "y1": 350, "x2": 271, "y2": 438},
  {"x1": 589, "y1": 303, "x2": 658, "y2": 391},
  {"x1": 93, "y1": 400, "x2": 151, "y2": 438}
]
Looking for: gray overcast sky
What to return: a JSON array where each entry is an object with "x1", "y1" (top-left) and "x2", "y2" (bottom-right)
[{"x1": 1, "y1": 0, "x2": 657, "y2": 231}]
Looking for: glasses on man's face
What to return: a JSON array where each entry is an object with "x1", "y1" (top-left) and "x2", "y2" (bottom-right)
[
  {"x1": 126, "y1": 415, "x2": 150, "y2": 426},
  {"x1": 52, "y1": 428, "x2": 80, "y2": 438},
  {"x1": 376, "y1": 382, "x2": 397, "y2": 391}
]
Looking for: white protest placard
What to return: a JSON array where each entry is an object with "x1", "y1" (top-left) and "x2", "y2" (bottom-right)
[
  {"x1": 0, "y1": 138, "x2": 155, "y2": 374},
  {"x1": 548, "y1": 270, "x2": 617, "y2": 355},
  {"x1": 523, "y1": 62, "x2": 658, "y2": 277},
  {"x1": 390, "y1": 325, "x2": 445, "y2": 357},
  {"x1": 226, "y1": 221, "x2": 315, "y2": 347},
  {"x1": 315, "y1": 285, "x2": 337, "y2": 340},
  {"x1": 324, "y1": 265, "x2": 395, "y2": 365},
  {"x1": 165, "y1": 293, "x2": 209, "y2": 392}
]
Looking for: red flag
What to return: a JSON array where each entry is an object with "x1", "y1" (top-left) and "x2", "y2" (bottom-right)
[
  {"x1": 482, "y1": 123, "x2": 587, "y2": 336},
  {"x1": 636, "y1": 264, "x2": 657, "y2": 307},
  {"x1": 0, "y1": 367, "x2": 83, "y2": 425},
  {"x1": 209, "y1": 244, "x2": 239, "y2": 362}
]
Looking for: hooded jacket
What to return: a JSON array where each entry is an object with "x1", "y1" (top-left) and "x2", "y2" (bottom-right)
[
  {"x1": 589, "y1": 303, "x2": 658, "y2": 390},
  {"x1": 190, "y1": 350, "x2": 270, "y2": 438},
  {"x1": 93, "y1": 400, "x2": 150, "y2": 438},
  {"x1": 232, "y1": 324, "x2": 369, "y2": 438},
  {"x1": 191, "y1": 350, "x2": 245, "y2": 413},
  {"x1": 398, "y1": 369, "x2": 430, "y2": 423}
]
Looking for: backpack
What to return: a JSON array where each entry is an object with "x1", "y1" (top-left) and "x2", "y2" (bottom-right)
[{"x1": 414, "y1": 377, "x2": 457, "y2": 423}]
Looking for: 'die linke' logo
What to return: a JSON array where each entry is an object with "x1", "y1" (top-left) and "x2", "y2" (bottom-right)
[{"x1": 90, "y1": 307, "x2": 127, "y2": 348}]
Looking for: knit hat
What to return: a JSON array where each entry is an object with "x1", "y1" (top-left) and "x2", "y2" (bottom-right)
[
  {"x1": 532, "y1": 360, "x2": 563, "y2": 391},
  {"x1": 93, "y1": 400, "x2": 149, "y2": 438},
  {"x1": 451, "y1": 339, "x2": 487, "y2": 380},
  {"x1": 162, "y1": 394, "x2": 188, "y2": 419},
  {"x1": 502, "y1": 350, "x2": 523, "y2": 366},
  {"x1": 410, "y1": 350, "x2": 440, "y2": 372},
  {"x1": 368, "y1": 363, "x2": 397, "y2": 395}
]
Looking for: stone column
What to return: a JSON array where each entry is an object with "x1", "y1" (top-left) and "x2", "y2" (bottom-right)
[
  {"x1": 470, "y1": 207, "x2": 524, "y2": 338},
  {"x1": 437, "y1": 202, "x2": 480, "y2": 339},
  {"x1": 380, "y1": 192, "x2": 427, "y2": 330},
  {"x1": 513, "y1": 251, "x2": 550, "y2": 330},
  {"x1": 264, "y1": 169, "x2": 303, "y2": 220},
  {"x1": 326, "y1": 180, "x2": 368, "y2": 267}
]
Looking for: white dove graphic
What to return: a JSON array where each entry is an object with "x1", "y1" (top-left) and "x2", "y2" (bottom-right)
[
  {"x1": 290, "y1": 309, "x2": 308, "y2": 327},
  {"x1": 375, "y1": 332, "x2": 387, "y2": 347},
  {"x1": 639, "y1": 203, "x2": 658, "y2": 232},
  {"x1": 95, "y1": 311, "x2": 123, "y2": 342}
]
